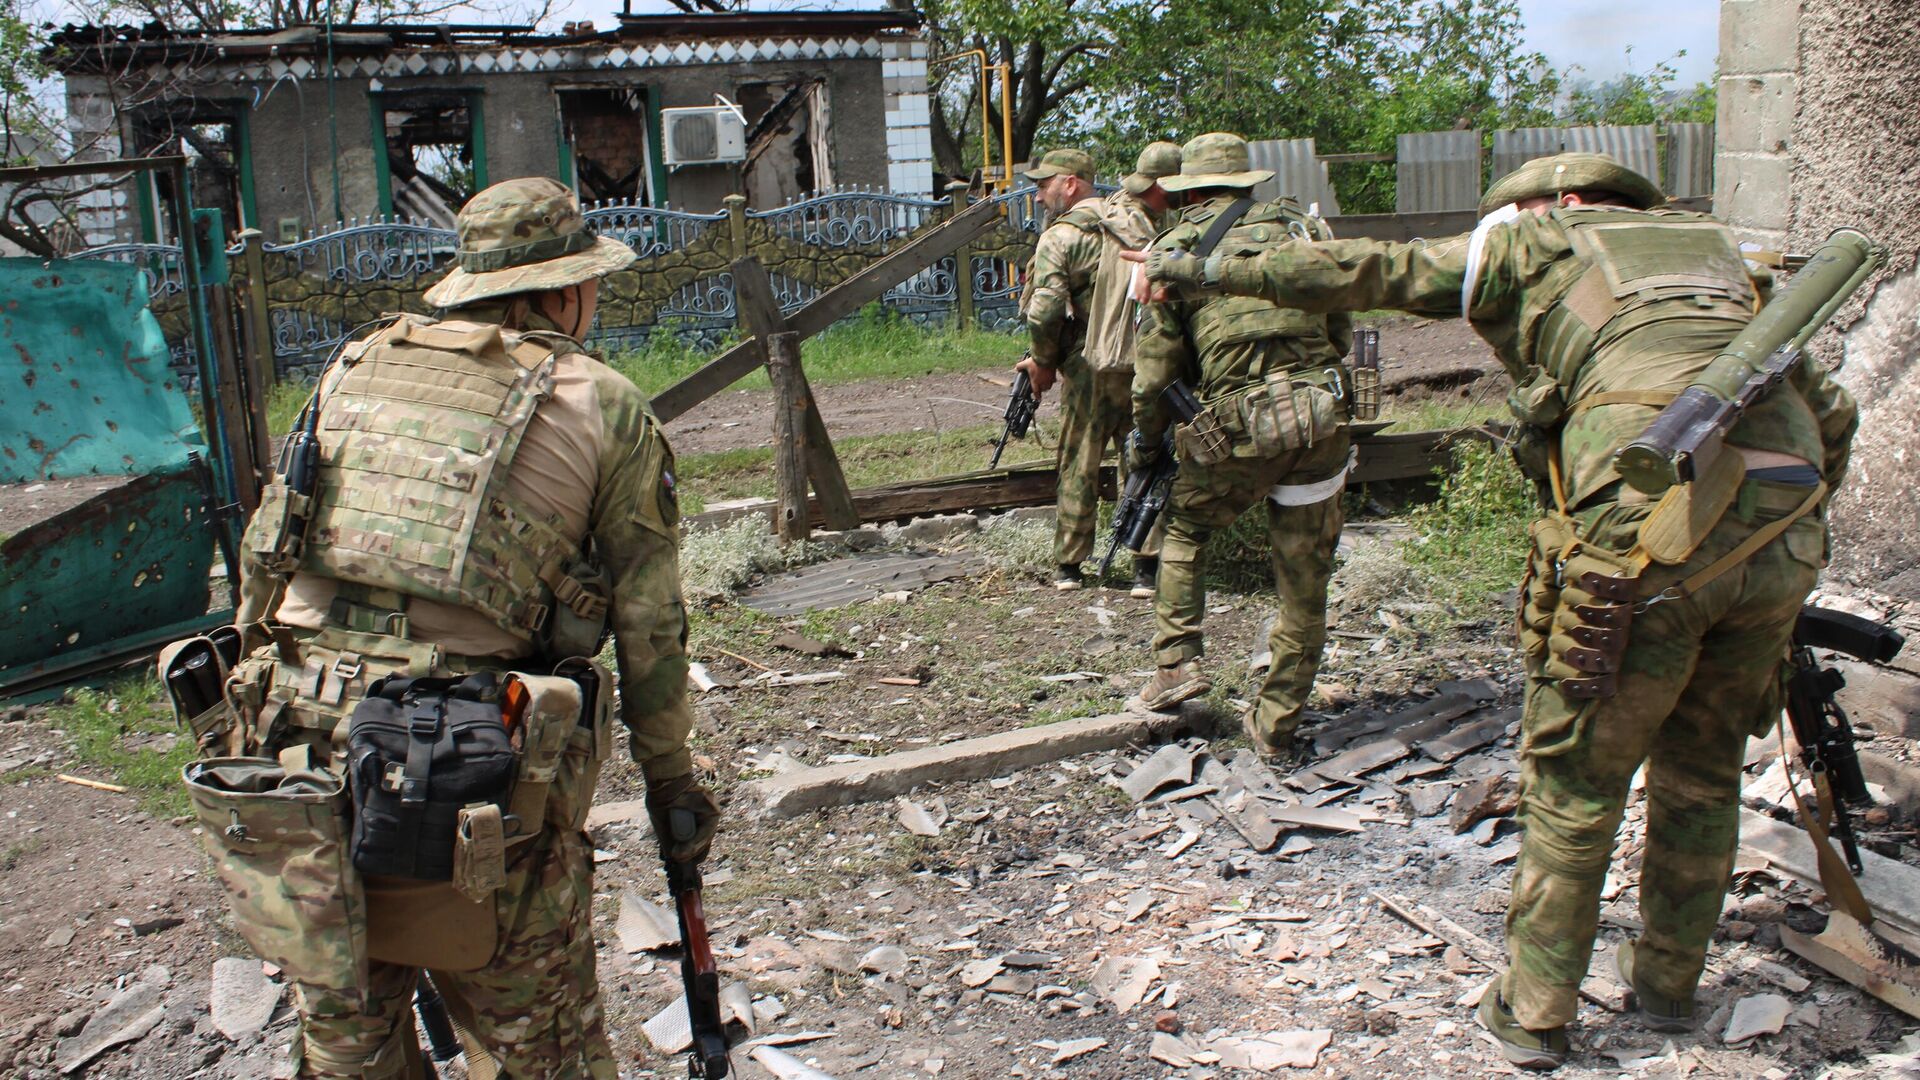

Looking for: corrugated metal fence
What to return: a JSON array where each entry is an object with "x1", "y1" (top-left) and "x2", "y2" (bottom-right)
[
  {"x1": 1396, "y1": 130, "x2": 1482, "y2": 214},
  {"x1": 1491, "y1": 125, "x2": 1661, "y2": 186},
  {"x1": 1664, "y1": 122, "x2": 1714, "y2": 199},
  {"x1": 1246, "y1": 139, "x2": 1342, "y2": 216}
]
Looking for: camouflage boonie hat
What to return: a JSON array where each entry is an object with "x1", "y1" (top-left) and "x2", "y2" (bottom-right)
[
  {"x1": 1160, "y1": 132, "x2": 1274, "y2": 193},
  {"x1": 1479, "y1": 152, "x2": 1666, "y2": 216},
  {"x1": 422, "y1": 177, "x2": 636, "y2": 309},
  {"x1": 1122, "y1": 141, "x2": 1183, "y2": 195},
  {"x1": 1022, "y1": 148, "x2": 1096, "y2": 184}
]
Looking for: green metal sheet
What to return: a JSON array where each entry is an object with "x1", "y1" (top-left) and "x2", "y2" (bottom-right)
[
  {"x1": 0, "y1": 468, "x2": 216, "y2": 692},
  {"x1": 0, "y1": 258, "x2": 200, "y2": 482}
]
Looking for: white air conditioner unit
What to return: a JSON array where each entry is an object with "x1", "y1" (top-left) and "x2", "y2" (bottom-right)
[{"x1": 662, "y1": 105, "x2": 747, "y2": 168}]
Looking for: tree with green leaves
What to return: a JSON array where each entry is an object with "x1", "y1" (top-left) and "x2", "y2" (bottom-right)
[{"x1": 1559, "y1": 49, "x2": 1716, "y2": 127}]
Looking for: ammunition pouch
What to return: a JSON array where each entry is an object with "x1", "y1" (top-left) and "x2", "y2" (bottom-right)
[
  {"x1": 1517, "y1": 516, "x2": 1574, "y2": 666},
  {"x1": 542, "y1": 555, "x2": 612, "y2": 661},
  {"x1": 345, "y1": 673, "x2": 517, "y2": 882},
  {"x1": 185, "y1": 749, "x2": 369, "y2": 1010},
  {"x1": 1542, "y1": 540, "x2": 1641, "y2": 698},
  {"x1": 1173, "y1": 407, "x2": 1233, "y2": 466},
  {"x1": 159, "y1": 627, "x2": 243, "y2": 752}
]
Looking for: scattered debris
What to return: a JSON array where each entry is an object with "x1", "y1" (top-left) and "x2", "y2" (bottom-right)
[
  {"x1": 771, "y1": 632, "x2": 855, "y2": 658},
  {"x1": 54, "y1": 773, "x2": 126, "y2": 794},
  {"x1": 617, "y1": 890, "x2": 680, "y2": 953},
  {"x1": 1089, "y1": 955, "x2": 1160, "y2": 1014},
  {"x1": 209, "y1": 958, "x2": 280, "y2": 1041},
  {"x1": 896, "y1": 797, "x2": 949, "y2": 837},
  {"x1": 1449, "y1": 773, "x2": 1517, "y2": 835},
  {"x1": 1722, "y1": 992, "x2": 1792, "y2": 1046},
  {"x1": 749, "y1": 1044, "x2": 843, "y2": 1079},
  {"x1": 55, "y1": 965, "x2": 169, "y2": 1073}
]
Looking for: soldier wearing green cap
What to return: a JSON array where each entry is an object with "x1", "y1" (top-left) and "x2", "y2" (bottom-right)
[
  {"x1": 1014, "y1": 146, "x2": 1158, "y2": 590},
  {"x1": 1131, "y1": 151, "x2": 1858, "y2": 1070},
  {"x1": 204, "y1": 176, "x2": 715, "y2": 1078},
  {"x1": 1128, "y1": 131, "x2": 1354, "y2": 750}
]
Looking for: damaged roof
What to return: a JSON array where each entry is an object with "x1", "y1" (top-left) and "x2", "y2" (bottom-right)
[{"x1": 45, "y1": 10, "x2": 921, "y2": 71}]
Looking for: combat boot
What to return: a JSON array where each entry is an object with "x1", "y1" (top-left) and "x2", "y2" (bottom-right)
[
  {"x1": 1130, "y1": 556, "x2": 1158, "y2": 600},
  {"x1": 1240, "y1": 706, "x2": 1298, "y2": 767},
  {"x1": 1138, "y1": 660, "x2": 1210, "y2": 711},
  {"x1": 1054, "y1": 563, "x2": 1085, "y2": 591},
  {"x1": 1615, "y1": 939, "x2": 1695, "y2": 1032},
  {"x1": 1476, "y1": 988, "x2": 1568, "y2": 1070}
]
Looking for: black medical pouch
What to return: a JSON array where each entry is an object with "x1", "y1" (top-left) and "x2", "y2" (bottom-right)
[{"x1": 346, "y1": 673, "x2": 516, "y2": 880}]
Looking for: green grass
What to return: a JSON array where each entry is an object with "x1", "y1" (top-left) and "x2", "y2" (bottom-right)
[
  {"x1": 1399, "y1": 438, "x2": 1535, "y2": 612},
  {"x1": 265, "y1": 380, "x2": 312, "y2": 437},
  {"x1": 45, "y1": 675, "x2": 195, "y2": 818},
  {"x1": 0, "y1": 837, "x2": 45, "y2": 872},
  {"x1": 1378, "y1": 396, "x2": 1508, "y2": 432},
  {"x1": 609, "y1": 305, "x2": 1026, "y2": 397}
]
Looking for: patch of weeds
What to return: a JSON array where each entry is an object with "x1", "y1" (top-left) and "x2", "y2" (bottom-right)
[
  {"x1": 680, "y1": 517, "x2": 839, "y2": 601},
  {"x1": 0, "y1": 836, "x2": 45, "y2": 872},
  {"x1": 610, "y1": 310, "x2": 1024, "y2": 397},
  {"x1": 1399, "y1": 439, "x2": 1533, "y2": 615},
  {"x1": 1379, "y1": 396, "x2": 1507, "y2": 433},
  {"x1": 0, "y1": 766, "x2": 50, "y2": 786},
  {"x1": 265, "y1": 379, "x2": 315, "y2": 436},
  {"x1": 971, "y1": 515, "x2": 1056, "y2": 578},
  {"x1": 46, "y1": 675, "x2": 195, "y2": 818}
]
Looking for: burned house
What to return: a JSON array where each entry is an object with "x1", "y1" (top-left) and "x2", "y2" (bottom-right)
[{"x1": 47, "y1": 8, "x2": 933, "y2": 245}]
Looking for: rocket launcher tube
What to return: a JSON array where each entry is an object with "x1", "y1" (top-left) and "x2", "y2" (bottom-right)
[{"x1": 1614, "y1": 228, "x2": 1884, "y2": 495}]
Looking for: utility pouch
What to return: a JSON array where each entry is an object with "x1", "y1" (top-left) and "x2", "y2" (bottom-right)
[
  {"x1": 502, "y1": 666, "x2": 601, "y2": 836},
  {"x1": 184, "y1": 750, "x2": 369, "y2": 1009},
  {"x1": 249, "y1": 482, "x2": 310, "y2": 575},
  {"x1": 1173, "y1": 406, "x2": 1233, "y2": 467},
  {"x1": 346, "y1": 673, "x2": 516, "y2": 881},
  {"x1": 1232, "y1": 375, "x2": 1345, "y2": 459},
  {"x1": 544, "y1": 554, "x2": 612, "y2": 661},
  {"x1": 452, "y1": 803, "x2": 509, "y2": 903},
  {"x1": 1635, "y1": 448, "x2": 1746, "y2": 566},
  {"x1": 1544, "y1": 542, "x2": 1641, "y2": 697}
]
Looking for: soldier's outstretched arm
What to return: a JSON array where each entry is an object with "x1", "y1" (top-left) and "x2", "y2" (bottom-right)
[
  {"x1": 590, "y1": 378, "x2": 696, "y2": 783},
  {"x1": 1132, "y1": 234, "x2": 1475, "y2": 320}
]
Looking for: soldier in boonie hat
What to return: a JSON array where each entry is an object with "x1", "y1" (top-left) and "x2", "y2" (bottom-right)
[
  {"x1": 423, "y1": 176, "x2": 636, "y2": 309},
  {"x1": 1123, "y1": 141, "x2": 1183, "y2": 196},
  {"x1": 1478, "y1": 151, "x2": 1666, "y2": 217},
  {"x1": 1158, "y1": 132, "x2": 1274, "y2": 193}
]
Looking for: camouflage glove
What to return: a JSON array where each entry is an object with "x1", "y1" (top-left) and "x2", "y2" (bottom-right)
[
  {"x1": 1142, "y1": 251, "x2": 1225, "y2": 298},
  {"x1": 646, "y1": 772, "x2": 720, "y2": 865},
  {"x1": 1126, "y1": 428, "x2": 1163, "y2": 474}
]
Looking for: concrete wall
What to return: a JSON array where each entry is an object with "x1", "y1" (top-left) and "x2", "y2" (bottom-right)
[{"x1": 1718, "y1": 0, "x2": 1920, "y2": 597}]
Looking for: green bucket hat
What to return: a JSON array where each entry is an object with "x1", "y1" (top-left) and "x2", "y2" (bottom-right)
[
  {"x1": 1479, "y1": 152, "x2": 1666, "y2": 216},
  {"x1": 1022, "y1": 148, "x2": 1096, "y2": 184},
  {"x1": 1160, "y1": 132, "x2": 1273, "y2": 193},
  {"x1": 422, "y1": 177, "x2": 636, "y2": 309},
  {"x1": 1122, "y1": 141, "x2": 1183, "y2": 195}
]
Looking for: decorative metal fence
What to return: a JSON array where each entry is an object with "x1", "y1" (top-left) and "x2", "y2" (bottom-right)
[{"x1": 83, "y1": 182, "x2": 1048, "y2": 381}]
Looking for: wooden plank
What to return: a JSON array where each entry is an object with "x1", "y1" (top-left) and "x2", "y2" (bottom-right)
[
  {"x1": 730, "y1": 255, "x2": 788, "y2": 341},
  {"x1": 1371, "y1": 892, "x2": 1621, "y2": 1012},
  {"x1": 648, "y1": 197, "x2": 1004, "y2": 423},
  {"x1": 1779, "y1": 914, "x2": 1920, "y2": 1020},
  {"x1": 683, "y1": 465, "x2": 1118, "y2": 532},
  {"x1": 1739, "y1": 807, "x2": 1920, "y2": 938},
  {"x1": 767, "y1": 332, "x2": 810, "y2": 542}
]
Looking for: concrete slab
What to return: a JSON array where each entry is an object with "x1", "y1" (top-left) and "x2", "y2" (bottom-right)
[{"x1": 736, "y1": 701, "x2": 1214, "y2": 819}]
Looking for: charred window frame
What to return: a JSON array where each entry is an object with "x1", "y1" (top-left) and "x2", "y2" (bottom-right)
[
  {"x1": 555, "y1": 86, "x2": 667, "y2": 206},
  {"x1": 129, "y1": 103, "x2": 257, "y2": 244},
  {"x1": 369, "y1": 89, "x2": 488, "y2": 224}
]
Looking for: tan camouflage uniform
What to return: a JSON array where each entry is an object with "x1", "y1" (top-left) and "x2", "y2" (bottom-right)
[
  {"x1": 222, "y1": 178, "x2": 693, "y2": 1078},
  {"x1": 1151, "y1": 153, "x2": 1858, "y2": 1045},
  {"x1": 1133, "y1": 133, "x2": 1352, "y2": 741}
]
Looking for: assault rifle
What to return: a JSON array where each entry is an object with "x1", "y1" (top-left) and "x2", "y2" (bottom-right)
[
  {"x1": 667, "y1": 820, "x2": 731, "y2": 1077},
  {"x1": 1786, "y1": 606, "x2": 1906, "y2": 875},
  {"x1": 989, "y1": 363, "x2": 1038, "y2": 469},
  {"x1": 1099, "y1": 381, "x2": 1204, "y2": 577}
]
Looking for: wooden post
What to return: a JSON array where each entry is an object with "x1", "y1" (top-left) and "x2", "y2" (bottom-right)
[
  {"x1": 946, "y1": 181, "x2": 975, "y2": 333},
  {"x1": 236, "y1": 228, "x2": 276, "y2": 390},
  {"x1": 724, "y1": 193, "x2": 749, "y2": 260},
  {"x1": 766, "y1": 331, "x2": 811, "y2": 542}
]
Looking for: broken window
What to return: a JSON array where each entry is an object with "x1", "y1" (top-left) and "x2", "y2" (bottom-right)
[
  {"x1": 738, "y1": 78, "x2": 833, "y2": 207},
  {"x1": 133, "y1": 105, "x2": 252, "y2": 242},
  {"x1": 375, "y1": 91, "x2": 485, "y2": 227},
  {"x1": 557, "y1": 87, "x2": 660, "y2": 205}
]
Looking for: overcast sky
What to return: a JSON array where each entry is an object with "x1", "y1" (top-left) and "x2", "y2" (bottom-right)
[{"x1": 1515, "y1": 0, "x2": 1720, "y2": 87}]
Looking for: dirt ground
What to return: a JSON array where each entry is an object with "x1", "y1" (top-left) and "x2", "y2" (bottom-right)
[
  {"x1": 3, "y1": 518, "x2": 1917, "y2": 1078},
  {"x1": 663, "y1": 317, "x2": 1503, "y2": 456}
]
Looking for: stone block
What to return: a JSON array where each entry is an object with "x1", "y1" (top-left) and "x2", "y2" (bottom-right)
[
  {"x1": 1720, "y1": 0, "x2": 1802, "y2": 76},
  {"x1": 1715, "y1": 152, "x2": 1794, "y2": 233},
  {"x1": 1717, "y1": 74, "x2": 1797, "y2": 155}
]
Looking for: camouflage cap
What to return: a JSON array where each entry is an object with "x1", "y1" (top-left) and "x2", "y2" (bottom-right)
[
  {"x1": 1478, "y1": 152, "x2": 1666, "y2": 216},
  {"x1": 1122, "y1": 141, "x2": 1183, "y2": 195},
  {"x1": 1159, "y1": 132, "x2": 1274, "y2": 193},
  {"x1": 422, "y1": 176, "x2": 636, "y2": 309},
  {"x1": 1022, "y1": 147, "x2": 1097, "y2": 184}
]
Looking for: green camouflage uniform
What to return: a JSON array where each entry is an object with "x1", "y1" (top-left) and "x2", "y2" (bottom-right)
[
  {"x1": 221, "y1": 178, "x2": 693, "y2": 1077},
  {"x1": 1026, "y1": 198, "x2": 1132, "y2": 566},
  {"x1": 1135, "y1": 190, "x2": 1352, "y2": 745},
  {"x1": 1170, "y1": 164, "x2": 1857, "y2": 1031}
]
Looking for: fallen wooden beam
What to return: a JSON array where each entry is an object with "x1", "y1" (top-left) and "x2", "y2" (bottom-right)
[
  {"x1": 1739, "y1": 807, "x2": 1920, "y2": 940},
  {"x1": 731, "y1": 701, "x2": 1210, "y2": 820},
  {"x1": 1779, "y1": 913, "x2": 1920, "y2": 1020},
  {"x1": 1371, "y1": 891, "x2": 1621, "y2": 1012}
]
